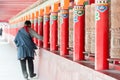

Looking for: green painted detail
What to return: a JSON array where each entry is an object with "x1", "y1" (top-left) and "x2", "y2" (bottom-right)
[
  {"x1": 51, "y1": 15, "x2": 57, "y2": 20},
  {"x1": 74, "y1": 10, "x2": 84, "y2": 16},
  {"x1": 95, "y1": 11, "x2": 100, "y2": 21},
  {"x1": 40, "y1": 17, "x2": 43, "y2": 22},
  {"x1": 69, "y1": 6, "x2": 73, "y2": 10},
  {"x1": 84, "y1": 1, "x2": 89, "y2": 6}
]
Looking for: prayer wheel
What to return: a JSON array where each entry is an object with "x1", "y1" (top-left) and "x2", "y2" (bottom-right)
[
  {"x1": 110, "y1": 0, "x2": 120, "y2": 58},
  {"x1": 69, "y1": 8, "x2": 73, "y2": 48},
  {"x1": 85, "y1": 5, "x2": 92, "y2": 53},
  {"x1": 90, "y1": 4, "x2": 95, "y2": 54}
]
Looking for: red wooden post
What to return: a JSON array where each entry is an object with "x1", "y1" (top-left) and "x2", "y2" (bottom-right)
[
  {"x1": 50, "y1": 12, "x2": 58, "y2": 51},
  {"x1": 31, "y1": 13, "x2": 34, "y2": 31},
  {"x1": 50, "y1": 2, "x2": 59, "y2": 51},
  {"x1": 38, "y1": 9, "x2": 44, "y2": 47},
  {"x1": 60, "y1": 0, "x2": 69, "y2": 56},
  {"x1": 60, "y1": 9, "x2": 69, "y2": 56},
  {"x1": 95, "y1": 0, "x2": 109, "y2": 70},
  {"x1": 30, "y1": 13, "x2": 35, "y2": 42},
  {"x1": 34, "y1": 11, "x2": 39, "y2": 45},
  {"x1": 43, "y1": 15, "x2": 50, "y2": 48},
  {"x1": 43, "y1": 6, "x2": 51, "y2": 49},
  {"x1": 73, "y1": 5, "x2": 85, "y2": 61}
]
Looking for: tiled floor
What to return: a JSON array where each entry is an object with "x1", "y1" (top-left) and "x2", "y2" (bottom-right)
[{"x1": 0, "y1": 37, "x2": 38, "y2": 80}]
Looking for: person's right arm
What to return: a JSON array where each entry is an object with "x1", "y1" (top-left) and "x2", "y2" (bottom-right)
[{"x1": 29, "y1": 28, "x2": 43, "y2": 40}]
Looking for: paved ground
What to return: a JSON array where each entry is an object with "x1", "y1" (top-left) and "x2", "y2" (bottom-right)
[{"x1": 0, "y1": 36, "x2": 38, "y2": 80}]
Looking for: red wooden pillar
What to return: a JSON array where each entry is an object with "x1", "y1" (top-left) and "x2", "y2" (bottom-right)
[
  {"x1": 34, "y1": 11, "x2": 39, "y2": 45},
  {"x1": 60, "y1": 0, "x2": 69, "y2": 56},
  {"x1": 73, "y1": 5, "x2": 85, "y2": 61},
  {"x1": 38, "y1": 9, "x2": 44, "y2": 47},
  {"x1": 43, "y1": 6, "x2": 51, "y2": 49},
  {"x1": 95, "y1": 0, "x2": 109, "y2": 70},
  {"x1": 60, "y1": 9, "x2": 69, "y2": 55},
  {"x1": 50, "y1": 12, "x2": 58, "y2": 51},
  {"x1": 30, "y1": 13, "x2": 35, "y2": 42},
  {"x1": 31, "y1": 13, "x2": 34, "y2": 29},
  {"x1": 50, "y1": 2, "x2": 59, "y2": 51}
]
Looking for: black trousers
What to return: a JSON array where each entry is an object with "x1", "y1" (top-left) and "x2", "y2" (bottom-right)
[{"x1": 20, "y1": 57, "x2": 34, "y2": 78}]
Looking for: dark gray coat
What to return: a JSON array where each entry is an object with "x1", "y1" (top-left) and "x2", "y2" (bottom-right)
[{"x1": 14, "y1": 28, "x2": 37, "y2": 60}]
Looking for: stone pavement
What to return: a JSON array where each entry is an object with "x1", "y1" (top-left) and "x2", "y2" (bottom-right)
[{"x1": 0, "y1": 37, "x2": 38, "y2": 80}]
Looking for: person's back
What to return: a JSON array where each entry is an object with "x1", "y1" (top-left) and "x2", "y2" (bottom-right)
[{"x1": 14, "y1": 20, "x2": 43, "y2": 80}]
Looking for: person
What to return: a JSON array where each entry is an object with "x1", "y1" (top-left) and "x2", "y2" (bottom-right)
[
  {"x1": 0, "y1": 28, "x2": 3, "y2": 36},
  {"x1": 14, "y1": 20, "x2": 43, "y2": 80}
]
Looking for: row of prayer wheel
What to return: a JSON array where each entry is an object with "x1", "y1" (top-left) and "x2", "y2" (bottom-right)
[
  {"x1": 9, "y1": 0, "x2": 120, "y2": 59},
  {"x1": 85, "y1": 0, "x2": 120, "y2": 58}
]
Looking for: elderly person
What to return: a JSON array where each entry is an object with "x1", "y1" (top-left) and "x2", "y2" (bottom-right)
[{"x1": 14, "y1": 20, "x2": 43, "y2": 80}]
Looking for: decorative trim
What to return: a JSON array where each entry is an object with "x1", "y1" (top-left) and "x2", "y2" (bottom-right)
[
  {"x1": 97, "y1": 6, "x2": 108, "y2": 12},
  {"x1": 51, "y1": 13, "x2": 58, "y2": 20},
  {"x1": 73, "y1": 5, "x2": 85, "y2": 16},
  {"x1": 44, "y1": 15, "x2": 50, "y2": 21}
]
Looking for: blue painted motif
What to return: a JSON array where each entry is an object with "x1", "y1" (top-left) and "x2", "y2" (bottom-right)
[
  {"x1": 97, "y1": 6, "x2": 107, "y2": 12},
  {"x1": 61, "y1": 14, "x2": 68, "y2": 18},
  {"x1": 73, "y1": 15, "x2": 78, "y2": 23},
  {"x1": 44, "y1": 17, "x2": 49, "y2": 21}
]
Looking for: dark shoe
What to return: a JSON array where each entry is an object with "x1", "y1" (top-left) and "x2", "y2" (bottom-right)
[{"x1": 30, "y1": 73, "x2": 36, "y2": 78}]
